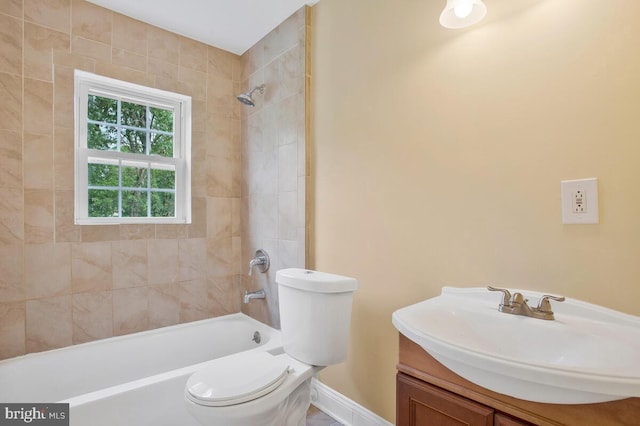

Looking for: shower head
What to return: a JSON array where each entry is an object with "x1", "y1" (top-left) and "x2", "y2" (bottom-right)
[{"x1": 237, "y1": 84, "x2": 265, "y2": 107}]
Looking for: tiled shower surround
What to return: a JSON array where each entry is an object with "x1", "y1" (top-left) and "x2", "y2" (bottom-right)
[{"x1": 0, "y1": 0, "x2": 307, "y2": 360}]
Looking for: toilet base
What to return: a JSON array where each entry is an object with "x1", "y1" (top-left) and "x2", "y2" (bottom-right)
[{"x1": 185, "y1": 378, "x2": 312, "y2": 426}]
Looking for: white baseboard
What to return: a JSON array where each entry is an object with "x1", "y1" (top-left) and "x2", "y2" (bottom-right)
[{"x1": 310, "y1": 378, "x2": 394, "y2": 426}]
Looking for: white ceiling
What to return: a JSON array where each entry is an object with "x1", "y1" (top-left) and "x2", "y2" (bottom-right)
[{"x1": 87, "y1": 0, "x2": 319, "y2": 55}]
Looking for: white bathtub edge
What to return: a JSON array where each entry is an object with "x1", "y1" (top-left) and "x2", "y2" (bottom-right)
[{"x1": 310, "y1": 378, "x2": 394, "y2": 426}]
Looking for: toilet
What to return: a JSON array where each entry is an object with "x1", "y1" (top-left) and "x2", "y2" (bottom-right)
[{"x1": 184, "y1": 268, "x2": 358, "y2": 426}]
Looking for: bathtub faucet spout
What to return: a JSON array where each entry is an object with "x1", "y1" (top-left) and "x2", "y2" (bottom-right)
[{"x1": 243, "y1": 289, "x2": 266, "y2": 304}]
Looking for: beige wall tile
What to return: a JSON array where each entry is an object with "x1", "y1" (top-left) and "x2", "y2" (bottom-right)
[
  {"x1": 0, "y1": 0, "x2": 23, "y2": 18},
  {"x1": 148, "y1": 26, "x2": 179, "y2": 64},
  {"x1": 24, "y1": 0, "x2": 70, "y2": 34},
  {"x1": 24, "y1": 23, "x2": 70, "y2": 82},
  {"x1": 26, "y1": 295, "x2": 72, "y2": 352},
  {"x1": 53, "y1": 66, "x2": 74, "y2": 129},
  {"x1": 263, "y1": 59, "x2": 282, "y2": 106},
  {"x1": 0, "y1": 302, "x2": 25, "y2": 359},
  {"x1": 113, "y1": 286, "x2": 148, "y2": 336},
  {"x1": 192, "y1": 100, "x2": 206, "y2": 133},
  {"x1": 209, "y1": 277, "x2": 241, "y2": 316},
  {"x1": 72, "y1": 290, "x2": 112, "y2": 343},
  {"x1": 280, "y1": 45, "x2": 304, "y2": 99},
  {"x1": 71, "y1": 241, "x2": 112, "y2": 293},
  {"x1": 206, "y1": 75, "x2": 235, "y2": 117},
  {"x1": 232, "y1": 236, "x2": 241, "y2": 275},
  {"x1": 71, "y1": 0, "x2": 111, "y2": 44},
  {"x1": 278, "y1": 94, "x2": 299, "y2": 146},
  {"x1": 0, "y1": 14, "x2": 22, "y2": 76},
  {"x1": 180, "y1": 37, "x2": 207, "y2": 72},
  {"x1": 0, "y1": 244, "x2": 24, "y2": 303},
  {"x1": 207, "y1": 237, "x2": 233, "y2": 278},
  {"x1": 112, "y1": 14, "x2": 147, "y2": 55},
  {"x1": 0, "y1": 188, "x2": 23, "y2": 244},
  {"x1": 112, "y1": 240, "x2": 147, "y2": 289},
  {"x1": 191, "y1": 131, "x2": 207, "y2": 197},
  {"x1": 112, "y1": 48, "x2": 147, "y2": 73},
  {"x1": 0, "y1": 73, "x2": 22, "y2": 132},
  {"x1": 24, "y1": 189, "x2": 54, "y2": 244},
  {"x1": 208, "y1": 46, "x2": 233, "y2": 80},
  {"x1": 53, "y1": 50, "x2": 95, "y2": 71},
  {"x1": 148, "y1": 284, "x2": 179, "y2": 328},
  {"x1": 178, "y1": 238, "x2": 207, "y2": 282},
  {"x1": 240, "y1": 38, "x2": 264, "y2": 81},
  {"x1": 278, "y1": 191, "x2": 297, "y2": 240},
  {"x1": 153, "y1": 76, "x2": 176, "y2": 92},
  {"x1": 54, "y1": 127, "x2": 74, "y2": 190},
  {"x1": 187, "y1": 196, "x2": 206, "y2": 238},
  {"x1": 0, "y1": 130, "x2": 22, "y2": 189},
  {"x1": 71, "y1": 36, "x2": 110, "y2": 62},
  {"x1": 24, "y1": 133, "x2": 53, "y2": 190},
  {"x1": 232, "y1": 197, "x2": 241, "y2": 237},
  {"x1": 24, "y1": 243, "x2": 71, "y2": 299},
  {"x1": 81, "y1": 225, "x2": 121, "y2": 242},
  {"x1": 178, "y1": 279, "x2": 210, "y2": 322},
  {"x1": 148, "y1": 239, "x2": 179, "y2": 284},
  {"x1": 206, "y1": 156, "x2": 233, "y2": 197},
  {"x1": 206, "y1": 197, "x2": 231, "y2": 240},
  {"x1": 178, "y1": 66, "x2": 206, "y2": 100},
  {"x1": 120, "y1": 224, "x2": 155, "y2": 240},
  {"x1": 55, "y1": 190, "x2": 81, "y2": 242},
  {"x1": 155, "y1": 224, "x2": 188, "y2": 239},
  {"x1": 147, "y1": 57, "x2": 178, "y2": 80},
  {"x1": 24, "y1": 78, "x2": 53, "y2": 135},
  {"x1": 207, "y1": 114, "x2": 233, "y2": 158},
  {"x1": 94, "y1": 61, "x2": 149, "y2": 86},
  {"x1": 278, "y1": 142, "x2": 297, "y2": 192}
]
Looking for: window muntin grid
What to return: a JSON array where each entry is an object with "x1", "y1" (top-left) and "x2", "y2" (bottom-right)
[{"x1": 75, "y1": 70, "x2": 191, "y2": 225}]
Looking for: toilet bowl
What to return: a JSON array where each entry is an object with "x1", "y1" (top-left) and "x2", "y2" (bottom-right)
[{"x1": 184, "y1": 268, "x2": 358, "y2": 426}]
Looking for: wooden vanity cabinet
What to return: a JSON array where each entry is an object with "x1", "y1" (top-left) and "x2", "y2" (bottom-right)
[
  {"x1": 397, "y1": 373, "x2": 494, "y2": 425},
  {"x1": 396, "y1": 334, "x2": 640, "y2": 426},
  {"x1": 397, "y1": 373, "x2": 531, "y2": 426}
]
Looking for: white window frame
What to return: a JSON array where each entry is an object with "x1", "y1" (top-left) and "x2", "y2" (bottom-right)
[{"x1": 74, "y1": 70, "x2": 192, "y2": 225}]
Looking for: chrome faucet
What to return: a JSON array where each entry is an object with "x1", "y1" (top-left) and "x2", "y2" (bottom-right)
[
  {"x1": 243, "y1": 289, "x2": 266, "y2": 304},
  {"x1": 248, "y1": 249, "x2": 270, "y2": 276},
  {"x1": 487, "y1": 286, "x2": 565, "y2": 320}
]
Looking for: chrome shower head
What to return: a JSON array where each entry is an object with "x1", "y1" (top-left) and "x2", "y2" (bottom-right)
[{"x1": 236, "y1": 84, "x2": 265, "y2": 107}]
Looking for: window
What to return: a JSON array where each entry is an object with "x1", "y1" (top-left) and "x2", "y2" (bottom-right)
[{"x1": 74, "y1": 70, "x2": 192, "y2": 224}]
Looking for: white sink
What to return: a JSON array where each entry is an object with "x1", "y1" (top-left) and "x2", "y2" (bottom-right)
[{"x1": 392, "y1": 287, "x2": 640, "y2": 404}]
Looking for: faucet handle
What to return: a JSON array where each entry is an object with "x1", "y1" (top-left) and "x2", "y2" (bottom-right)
[
  {"x1": 487, "y1": 286, "x2": 512, "y2": 307},
  {"x1": 536, "y1": 294, "x2": 565, "y2": 313}
]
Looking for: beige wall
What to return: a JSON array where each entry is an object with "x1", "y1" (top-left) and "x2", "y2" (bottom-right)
[
  {"x1": 0, "y1": 0, "x2": 244, "y2": 359},
  {"x1": 239, "y1": 8, "x2": 308, "y2": 328},
  {"x1": 310, "y1": 0, "x2": 640, "y2": 422}
]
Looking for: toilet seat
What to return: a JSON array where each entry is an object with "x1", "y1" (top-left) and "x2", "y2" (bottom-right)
[{"x1": 186, "y1": 352, "x2": 290, "y2": 407}]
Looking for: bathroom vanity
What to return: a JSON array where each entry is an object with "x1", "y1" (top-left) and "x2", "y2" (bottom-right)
[{"x1": 396, "y1": 334, "x2": 640, "y2": 426}]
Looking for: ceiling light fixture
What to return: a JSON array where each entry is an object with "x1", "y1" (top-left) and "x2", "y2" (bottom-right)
[{"x1": 440, "y1": 0, "x2": 487, "y2": 29}]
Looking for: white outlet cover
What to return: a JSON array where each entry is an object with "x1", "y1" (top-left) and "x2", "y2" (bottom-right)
[{"x1": 561, "y1": 178, "x2": 599, "y2": 224}]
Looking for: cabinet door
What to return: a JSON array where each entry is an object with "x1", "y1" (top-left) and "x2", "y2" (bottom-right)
[
  {"x1": 494, "y1": 413, "x2": 534, "y2": 426},
  {"x1": 397, "y1": 373, "x2": 494, "y2": 426}
]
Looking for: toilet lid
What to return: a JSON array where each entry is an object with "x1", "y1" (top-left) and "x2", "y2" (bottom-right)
[{"x1": 186, "y1": 352, "x2": 290, "y2": 407}]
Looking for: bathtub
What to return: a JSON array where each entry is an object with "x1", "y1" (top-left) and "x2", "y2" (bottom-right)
[{"x1": 0, "y1": 313, "x2": 282, "y2": 425}]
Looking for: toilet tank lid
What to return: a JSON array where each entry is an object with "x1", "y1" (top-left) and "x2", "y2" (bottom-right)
[{"x1": 276, "y1": 268, "x2": 358, "y2": 293}]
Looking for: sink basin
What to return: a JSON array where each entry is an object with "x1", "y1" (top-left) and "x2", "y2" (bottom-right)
[{"x1": 392, "y1": 287, "x2": 640, "y2": 404}]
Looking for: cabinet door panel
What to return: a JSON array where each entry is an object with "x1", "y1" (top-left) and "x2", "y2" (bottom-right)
[{"x1": 397, "y1": 373, "x2": 494, "y2": 426}]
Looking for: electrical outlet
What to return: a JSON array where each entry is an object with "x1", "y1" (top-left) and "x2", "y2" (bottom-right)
[
  {"x1": 561, "y1": 178, "x2": 598, "y2": 224},
  {"x1": 573, "y1": 190, "x2": 585, "y2": 213}
]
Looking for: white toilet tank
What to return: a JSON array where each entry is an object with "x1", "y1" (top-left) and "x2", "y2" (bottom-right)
[{"x1": 276, "y1": 268, "x2": 358, "y2": 366}]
